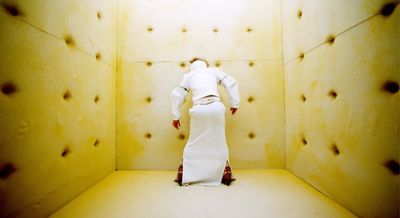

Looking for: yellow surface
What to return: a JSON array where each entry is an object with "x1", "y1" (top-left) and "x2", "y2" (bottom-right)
[
  {"x1": 281, "y1": 0, "x2": 392, "y2": 62},
  {"x1": 116, "y1": 0, "x2": 285, "y2": 170},
  {"x1": 0, "y1": 0, "x2": 117, "y2": 66},
  {"x1": 282, "y1": 1, "x2": 399, "y2": 218},
  {"x1": 51, "y1": 170, "x2": 357, "y2": 218},
  {"x1": 0, "y1": 2, "x2": 116, "y2": 218},
  {"x1": 117, "y1": 0, "x2": 282, "y2": 62}
]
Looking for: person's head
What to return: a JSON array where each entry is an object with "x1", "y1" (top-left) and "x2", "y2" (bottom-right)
[{"x1": 189, "y1": 57, "x2": 209, "y2": 67}]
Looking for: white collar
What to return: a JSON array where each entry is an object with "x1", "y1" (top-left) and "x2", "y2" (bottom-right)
[{"x1": 190, "y1": 60, "x2": 207, "y2": 71}]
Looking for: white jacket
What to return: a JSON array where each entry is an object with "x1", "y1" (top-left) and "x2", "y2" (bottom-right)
[{"x1": 171, "y1": 60, "x2": 240, "y2": 120}]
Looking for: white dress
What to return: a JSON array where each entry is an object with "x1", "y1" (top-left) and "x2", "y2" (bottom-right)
[{"x1": 171, "y1": 60, "x2": 240, "y2": 186}]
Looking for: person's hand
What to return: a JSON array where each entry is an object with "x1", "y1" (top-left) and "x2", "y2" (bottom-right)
[
  {"x1": 172, "y1": 120, "x2": 181, "y2": 129},
  {"x1": 230, "y1": 108, "x2": 237, "y2": 115}
]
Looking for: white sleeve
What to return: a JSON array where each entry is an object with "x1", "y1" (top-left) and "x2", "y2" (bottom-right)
[
  {"x1": 215, "y1": 69, "x2": 240, "y2": 108},
  {"x1": 170, "y1": 75, "x2": 190, "y2": 120}
]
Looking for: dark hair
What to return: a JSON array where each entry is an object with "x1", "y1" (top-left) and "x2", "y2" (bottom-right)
[{"x1": 189, "y1": 57, "x2": 209, "y2": 67}]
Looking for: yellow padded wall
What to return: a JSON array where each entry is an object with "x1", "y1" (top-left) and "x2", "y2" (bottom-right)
[
  {"x1": 0, "y1": 0, "x2": 116, "y2": 66},
  {"x1": 282, "y1": 1, "x2": 399, "y2": 217},
  {"x1": 117, "y1": 0, "x2": 285, "y2": 169},
  {"x1": 0, "y1": 1, "x2": 116, "y2": 218},
  {"x1": 281, "y1": 0, "x2": 394, "y2": 62}
]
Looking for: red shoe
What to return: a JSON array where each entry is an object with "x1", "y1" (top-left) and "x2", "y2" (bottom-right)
[
  {"x1": 221, "y1": 165, "x2": 236, "y2": 186},
  {"x1": 174, "y1": 164, "x2": 183, "y2": 186}
]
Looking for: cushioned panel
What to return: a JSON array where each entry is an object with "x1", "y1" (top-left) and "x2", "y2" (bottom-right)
[
  {"x1": 117, "y1": 60, "x2": 284, "y2": 170},
  {"x1": 284, "y1": 3, "x2": 399, "y2": 218},
  {"x1": 0, "y1": 8, "x2": 115, "y2": 218},
  {"x1": 0, "y1": 0, "x2": 116, "y2": 66},
  {"x1": 117, "y1": 0, "x2": 282, "y2": 63},
  {"x1": 50, "y1": 170, "x2": 357, "y2": 218},
  {"x1": 281, "y1": 0, "x2": 392, "y2": 62}
]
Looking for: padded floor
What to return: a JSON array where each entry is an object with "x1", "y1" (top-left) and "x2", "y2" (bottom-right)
[{"x1": 50, "y1": 169, "x2": 357, "y2": 218}]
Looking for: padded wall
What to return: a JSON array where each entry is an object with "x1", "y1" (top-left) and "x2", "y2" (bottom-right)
[
  {"x1": 117, "y1": 0, "x2": 285, "y2": 169},
  {"x1": 282, "y1": 1, "x2": 399, "y2": 217},
  {"x1": 0, "y1": 1, "x2": 116, "y2": 217}
]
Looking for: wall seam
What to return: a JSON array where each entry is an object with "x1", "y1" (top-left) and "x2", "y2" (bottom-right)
[
  {"x1": 279, "y1": 0, "x2": 287, "y2": 169},
  {"x1": 115, "y1": 0, "x2": 119, "y2": 171},
  {"x1": 283, "y1": 11, "x2": 383, "y2": 65},
  {"x1": 398, "y1": 3, "x2": 400, "y2": 179},
  {"x1": 0, "y1": 9, "x2": 116, "y2": 69},
  {"x1": 122, "y1": 58, "x2": 279, "y2": 65}
]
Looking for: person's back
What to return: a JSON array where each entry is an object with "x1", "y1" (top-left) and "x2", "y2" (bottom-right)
[
  {"x1": 170, "y1": 57, "x2": 240, "y2": 186},
  {"x1": 186, "y1": 69, "x2": 219, "y2": 101}
]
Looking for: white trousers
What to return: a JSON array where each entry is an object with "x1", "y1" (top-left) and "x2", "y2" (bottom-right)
[{"x1": 182, "y1": 101, "x2": 229, "y2": 186}]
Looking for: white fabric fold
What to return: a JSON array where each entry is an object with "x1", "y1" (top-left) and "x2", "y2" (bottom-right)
[
  {"x1": 170, "y1": 60, "x2": 240, "y2": 120},
  {"x1": 170, "y1": 86, "x2": 188, "y2": 120},
  {"x1": 182, "y1": 101, "x2": 228, "y2": 186},
  {"x1": 215, "y1": 70, "x2": 240, "y2": 108}
]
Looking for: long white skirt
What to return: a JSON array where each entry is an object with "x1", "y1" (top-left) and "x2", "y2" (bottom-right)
[{"x1": 182, "y1": 101, "x2": 228, "y2": 186}]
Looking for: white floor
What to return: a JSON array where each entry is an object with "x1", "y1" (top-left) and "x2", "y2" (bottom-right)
[{"x1": 51, "y1": 169, "x2": 357, "y2": 218}]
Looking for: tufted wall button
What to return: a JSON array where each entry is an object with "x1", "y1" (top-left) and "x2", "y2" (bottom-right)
[
  {"x1": 146, "y1": 61, "x2": 152, "y2": 67},
  {"x1": 178, "y1": 133, "x2": 185, "y2": 140},
  {"x1": 61, "y1": 147, "x2": 70, "y2": 157},
  {"x1": 147, "y1": 26, "x2": 153, "y2": 32},
  {"x1": 300, "y1": 94, "x2": 306, "y2": 102},
  {"x1": 248, "y1": 61, "x2": 254, "y2": 67},
  {"x1": 1, "y1": 3, "x2": 21, "y2": 16},
  {"x1": 94, "y1": 95, "x2": 100, "y2": 104},
  {"x1": 301, "y1": 137, "x2": 308, "y2": 146},
  {"x1": 215, "y1": 61, "x2": 221, "y2": 67},
  {"x1": 247, "y1": 96, "x2": 254, "y2": 103},
  {"x1": 382, "y1": 81, "x2": 399, "y2": 94},
  {"x1": 248, "y1": 132, "x2": 255, "y2": 139},
  {"x1": 213, "y1": 28, "x2": 219, "y2": 33},
  {"x1": 384, "y1": 159, "x2": 399, "y2": 175},
  {"x1": 96, "y1": 11, "x2": 102, "y2": 20},
  {"x1": 0, "y1": 162, "x2": 17, "y2": 179},
  {"x1": 63, "y1": 35, "x2": 75, "y2": 48},
  {"x1": 328, "y1": 90, "x2": 338, "y2": 99},
  {"x1": 94, "y1": 139, "x2": 100, "y2": 147},
  {"x1": 246, "y1": 27, "x2": 253, "y2": 33},
  {"x1": 1, "y1": 82, "x2": 17, "y2": 95},
  {"x1": 145, "y1": 133, "x2": 152, "y2": 139},
  {"x1": 381, "y1": 2, "x2": 399, "y2": 17},
  {"x1": 145, "y1": 96, "x2": 152, "y2": 103},
  {"x1": 330, "y1": 143, "x2": 340, "y2": 155},
  {"x1": 299, "y1": 52, "x2": 305, "y2": 60},
  {"x1": 326, "y1": 35, "x2": 335, "y2": 45},
  {"x1": 95, "y1": 52, "x2": 102, "y2": 61},
  {"x1": 63, "y1": 90, "x2": 72, "y2": 101},
  {"x1": 297, "y1": 10, "x2": 303, "y2": 19},
  {"x1": 179, "y1": 62, "x2": 186, "y2": 68}
]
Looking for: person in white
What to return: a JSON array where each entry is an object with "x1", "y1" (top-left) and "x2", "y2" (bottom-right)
[{"x1": 170, "y1": 57, "x2": 240, "y2": 186}]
